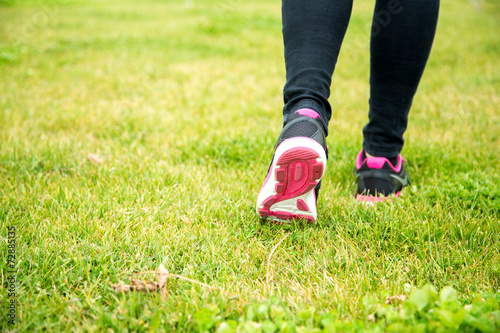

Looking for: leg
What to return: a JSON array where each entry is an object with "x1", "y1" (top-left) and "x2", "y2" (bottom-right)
[
  {"x1": 356, "y1": 0, "x2": 439, "y2": 201},
  {"x1": 282, "y1": 0, "x2": 353, "y2": 134},
  {"x1": 363, "y1": 0, "x2": 440, "y2": 158},
  {"x1": 257, "y1": 0, "x2": 353, "y2": 222}
]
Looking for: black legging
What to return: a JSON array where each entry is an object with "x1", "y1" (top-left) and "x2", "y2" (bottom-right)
[{"x1": 281, "y1": 0, "x2": 439, "y2": 158}]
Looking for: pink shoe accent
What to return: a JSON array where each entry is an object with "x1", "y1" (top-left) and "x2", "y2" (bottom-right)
[
  {"x1": 263, "y1": 197, "x2": 277, "y2": 206},
  {"x1": 356, "y1": 150, "x2": 403, "y2": 172},
  {"x1": 276, "y1": 169, "x2": 285, "y2": 182},
  {"x1": 297, "y1": 199, "x2": 309, "y2": 212},
  {"x1": 366, "y1": 157, "x2": 387, "y2": 169},
  {"x1": 294, "y1": 164, "x2": 303, "y2": 181},
  {"x1": 296, "y1": 108, "x2": 321, "y2": 120},
  {"x1": 274, "y1": 148, "x2": 322, "y2": 199}
]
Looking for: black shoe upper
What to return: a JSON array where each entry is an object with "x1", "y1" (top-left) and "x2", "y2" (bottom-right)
[{"x1": 276, "y1": 111, "x2": 327, "y2": 151}]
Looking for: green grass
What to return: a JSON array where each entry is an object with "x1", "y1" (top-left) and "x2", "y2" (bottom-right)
[{"x1": 1, "y1": 0, "x2": 499, "y2": 331}]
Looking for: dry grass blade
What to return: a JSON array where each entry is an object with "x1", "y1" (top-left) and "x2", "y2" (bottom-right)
[
  {"x1": 131, "y1": 279, "x2": 160, "y2": 292},
  {"x1": 266, "y1": 233, "x2": 290, "y2": 286},
  {"x1": 109, "y1": 281, "x2": 133, "y2": 293},
  {"x1": 157, "y1": 264, "x2": 169, "y2": 288},
  {"x1": 158, "y1": 264, "x2": 169, "y2": 299},
  {"x1": 385, "y1": 294, "x2": 407, "y2": 304},
  {"x1": 135, "y1": 267, "x2": 239, "y2": 299},
  {"x1": 110, "y1": 265, "x2": 167, "y2": 294},
  {"x1": 88, "y1": 153, "x2": 104, "y2": 164}
]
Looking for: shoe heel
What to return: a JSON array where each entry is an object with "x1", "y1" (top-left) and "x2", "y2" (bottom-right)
[{"x1": 256, "y1": 137, "x2": 327, "y2": 223}]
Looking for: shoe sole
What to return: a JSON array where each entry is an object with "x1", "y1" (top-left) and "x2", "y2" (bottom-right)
[{"x1": 256, "y1": 137, "x2": 327, "y2": 223}]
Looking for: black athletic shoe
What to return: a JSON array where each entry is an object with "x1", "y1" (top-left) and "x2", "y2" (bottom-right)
[
  {"x1": 256, "y1": 108, "x2": 328, "y2": 223},
  {"x1": 355, "y1": 150, "x2": 411, "y2": 202}
]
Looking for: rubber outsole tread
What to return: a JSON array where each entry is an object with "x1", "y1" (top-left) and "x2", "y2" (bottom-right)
[{"x1": 257, "y1": 140, "x2": 326, "y2": 223}]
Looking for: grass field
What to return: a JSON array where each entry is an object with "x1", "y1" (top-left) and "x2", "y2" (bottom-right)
[{"x1": 1, "y1": 0, "x2": 499, "y2": 331}]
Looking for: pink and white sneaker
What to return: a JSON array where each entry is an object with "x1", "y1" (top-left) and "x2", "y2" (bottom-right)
[{"x1": 256, "y1": 109, "x2": 327, "y2": 223}]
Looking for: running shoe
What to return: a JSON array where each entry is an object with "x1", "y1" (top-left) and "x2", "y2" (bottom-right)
[
  {"x1": 256, "y1": 108, "x2": 327, "y2": 223},
  {"x1": 355, "y1": 150, "x2": 410, "y2": 202}
]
